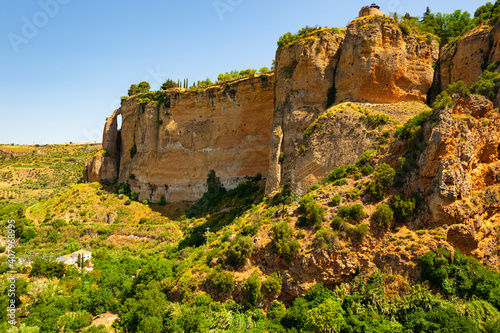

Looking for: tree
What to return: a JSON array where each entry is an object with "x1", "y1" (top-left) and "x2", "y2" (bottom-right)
[
  {"x1": 136, "y1": 81, "x2": 151, "y2": 94},
  {"x1": 259, "y1": 67, "x2": 270, "y2": 74},
  {"x1": 263, "y1": 272, "x2": 282, "y2": 295},
  {"x1": 272, "y1": 221, "x2": 300, "y2": 259},
  {"x1": 128, "y1": 84, "x2": 138, "y2": 96},
  {"x1": 298, "y1": 195, "x2": 325, "y2": 226},
  {"x1": 470, "y1": 70, "x2": 500, "y2": 99},
  {"x1": 244, "y1": 273, "x2": 262, "y2": 306},
  {"x1": 161, "y1": 79, "x2": 178, "y2": 90},
  {"x1": 366, "y1": 164, "x2": 395, "y2": 200},
  {"x1": 306, "y1": 298, "x2": 346, "y2": 333},
  {"x1": 225, "y1": 236, "x2": 254, "y2": 266},
  {"x1": 373, "y1": 203, "x2": 394, "y2": 227}
]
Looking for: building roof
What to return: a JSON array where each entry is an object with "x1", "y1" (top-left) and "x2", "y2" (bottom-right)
[
  {"x1": 56, "y1": 255, "x2": 72, "y2": 263},
  {"x1": 72, "y1": 250, "x2": 91, "y2": 255}
]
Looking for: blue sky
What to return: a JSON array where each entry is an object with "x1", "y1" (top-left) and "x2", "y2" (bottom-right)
[{"x1": 0, "y1": 0, "x2": 488, "y2": 144}]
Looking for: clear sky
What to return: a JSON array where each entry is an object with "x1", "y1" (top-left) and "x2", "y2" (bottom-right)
[{"x1": 0, "y1": 0, "x2": 488, "y2": 144}]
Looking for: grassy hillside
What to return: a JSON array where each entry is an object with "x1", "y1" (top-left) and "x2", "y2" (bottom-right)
[{"x1": 0, "y1": 144, "x2": 100, "y2": 205}]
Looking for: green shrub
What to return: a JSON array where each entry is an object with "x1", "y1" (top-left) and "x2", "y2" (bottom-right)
[
  {"x1": 51, "y1": 218, "x2": 67, "y2": 229},
  {"x1": 433, "y1": 91, "x2": 453, "y2": 109},
  {"x1": 263, "y1": 272, "x2": 283, "y2": 295},
  {"x1": 361, "y1": 164, "x2": 374, "y2": 176},
  {"x1": 471, "y1": 70, "x2": 500, "y2": 99},
  {"x1": 373, "y1": 203, "x2": 394, "y2": 227},
  {"x1": 129, "y1": 145, "x2": 137, "y2": 158},
  {"x1": 347, "y1": 223, "x2": 369, "y2": 241},
  {"x1": 226, "y1": 236, "x2": 254, "y2": 266},
  {"x1": 346, "y1": 164, "x2": 358, "y2": 175},
  {"x1": 272, "y1": 222, "x2": 300, "y2": 259},
  {"x1": 307, "y1": 184, "x2": 321, "y2": 193},
  {"x1": 365, "y1": 113, "x2": 391, "y2": 127},
  {"x1": 207, "y1": 271, "x2": 235, "y2": 293},
  {"x1": 0, "y1": 246, "x2": 5, "y2": 253},
  {"x1": 124, "y1": 199, "x2": 132, "y2": 206},
  {"x1": 420, "y1": 248, "x2": 500, "y2": 309},
  {"x1": 391, "y1": 193, "x2": 417, "y2": 222},
  {"x1": 365, "y1": 164, "x2": 395, "y2": 199},
  {"x1": 338, "y1": 204, "x2": 366, "y2": 222},
  {"x1": 139, "y1": 218, "x2": 147, "y2": 224},
  {"x1": 331, "y1": 216, "x2": 346, "y2": 230},
  {"x1": 20, "y1": 228, "x2": 36, "y2": 243},
  {"x1": 447, "y1": 80, "x2": 471, "y2": 98},
  {"x1": 328, "y1": 166, "x2": 347, "y2": 181},
  {"x1": 298, "y1": 195, "x2": 326, "y2": 226},
  {"x1": 399, "y1": 22, "x2": 411, "y2": 35},
  {"x1": 242, "y1": 223, "x2": 260, "y2": 237},
  {"x1": 356, "y1": 150, "x2": 376, "y2": 167},
  {"x1": 330, "y1": 194, "x2": 342, "y2": 206},
  {"x1": 259, "y1": 67, "x2": 270, "y2": 74},
  {"x1": 268, "y1": 300, "x2": 286, "y2": 320},
  {"x1": 332, "y1": 179, "x2": 348, "y2": 186},
  {"x1": 47, "y1": 231, "x2": 60, "y2": 243},
  {"x1": 315, "y1": 228, "x2": 339, "y2": 249},
  {"x1": 245, "y1": 273, "x2": 263, "y2": 305}
]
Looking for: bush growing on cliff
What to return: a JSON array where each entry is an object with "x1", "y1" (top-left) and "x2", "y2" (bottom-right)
[
  {"x1": 328, "y1": 166, "x2": 347, "y2": 182},
  {"x1": 244, "y1": 273, "x2": 263, "y2": 306},
  {"x1": 365, "y1": 164, "x2": 395, "y2": 200},
  {"x1": 272, "y1": 221, "x2": 300, "y2": 259},
  {"x1": 338, "y1": 204, "x2": 366, "y2": 222},
  {"x1": 225, "y1": 236, "x2": 253, "y2": 266},
  {"x1": 263, "y1": 272, "x2": 282, "y2": 295},
  {"x1": 372, "y1": 203, "x2": 394, "y2": 227},
  {"x1": 330, "y1": 194, "x2": 342, "y2": 206},
  {"x1": 129, "y1": 145, "x2": 137, "y2": 158},
  {"x1": 207, "y1": 271, "x2": 235, "y2": 294},
  {"x1": 315, "y1": 228, "x2": 339, "y2": 249},
  {"x1": 471, "y1": 69, "x2": 500, "y2": 99},
  {"x1": 297, "y1": 195, "x2": 325, "y2": 226},
  {"x1": 391, "y1": 193, "x2": 417, "y2": 222}
]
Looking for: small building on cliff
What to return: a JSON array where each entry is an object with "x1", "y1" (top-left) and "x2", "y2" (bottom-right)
[{"x1": 359, "y1": 3, "x2": 388, "y2": 18}]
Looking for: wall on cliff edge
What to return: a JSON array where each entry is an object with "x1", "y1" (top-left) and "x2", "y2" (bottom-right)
[
  {"x1": 265, "y1": 17, "x2": 439, "y2": 196},
  {"x1": 87, "y1": 74, "x2": 275, "y2": 203}
]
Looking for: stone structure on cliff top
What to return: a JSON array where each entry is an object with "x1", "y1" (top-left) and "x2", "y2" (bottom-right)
[
  {"x1": 85, "y1": 13, "x2": 500, "y2": 203},
  {"x1": 359, "y1": 3, "x2": 388, "y2": 18}
]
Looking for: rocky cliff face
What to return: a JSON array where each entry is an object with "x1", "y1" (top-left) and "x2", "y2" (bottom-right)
[
  {"x1": 266, "y1": 17, "x2": 439, "y2": 195},
  {"x1": 87, "y1": 17, "x2": 499, "y2": 204},
  {"x1": 440, "y1": 23, "x2": 500, "y2": 90},
  {"x1": 374, "y1": 95, "x2": 500, "y2": 269},
  {"x1": 336, "y1": 16, "x2": 439, "y2": 103},
  {"x1": 266, "y1": 29, "x2": 345, "y2": 195},
  {"x1": 88, "y1": 75, "x2": 274, "y2": 202}
]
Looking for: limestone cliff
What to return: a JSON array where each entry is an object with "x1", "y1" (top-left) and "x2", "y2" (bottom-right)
[
  {"x1": 266, "y1": 17, "x2": 439, "y2": 196},
  {"x1": 86, "y1": 16, "x2": 498, "y2": 204},
  {"x1": 375, "y1": 95, "x2": 500, "y2": 269},
  {"x1": 335, "y1": 16, "x2": 439, "y2": 103},
  {"x1": 266, "y1": 28, "x2": 345, "y2": 195},
  {"x1": 88, "y1": 75, "x2": 274, "y2": 203},
  {"x1": 439, "y1": 22, "x2": 500, "y2": 90}
]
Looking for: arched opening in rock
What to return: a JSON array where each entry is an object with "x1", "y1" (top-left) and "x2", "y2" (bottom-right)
[{"x1": 116, "y1": 114, "x2": 122, "y2": 157}]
